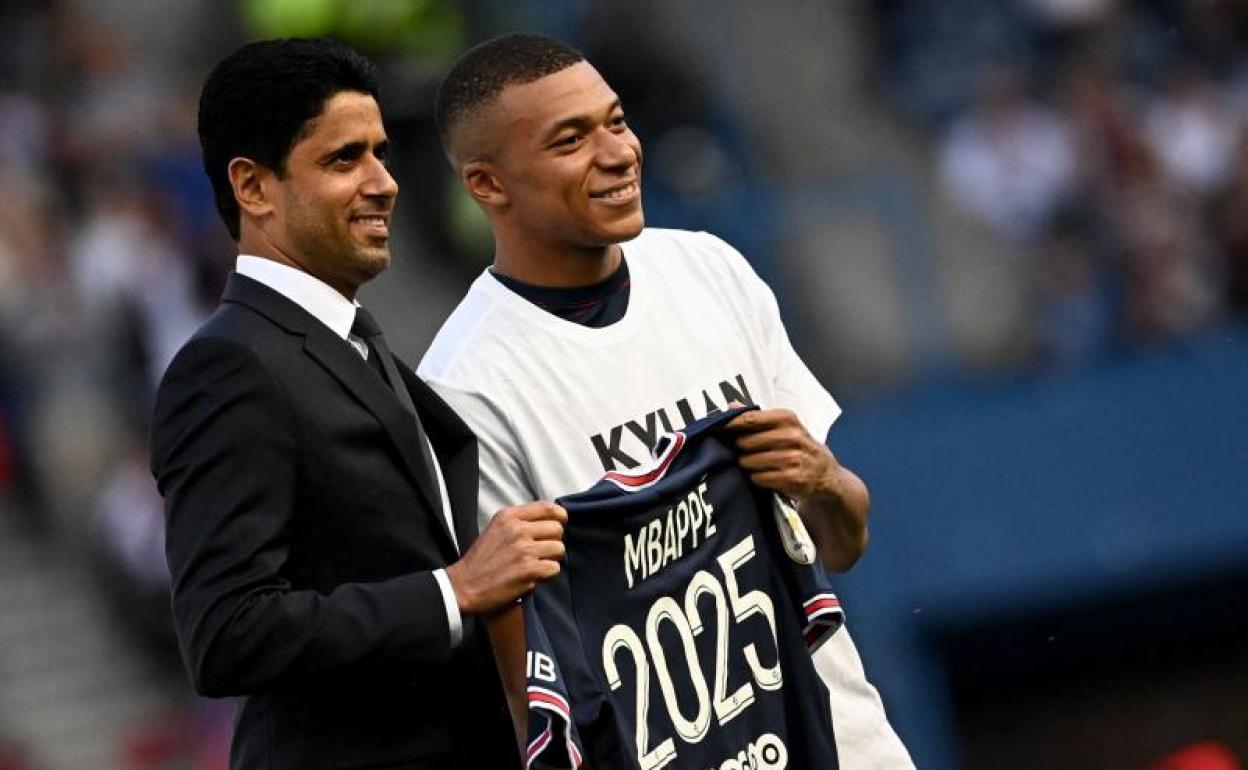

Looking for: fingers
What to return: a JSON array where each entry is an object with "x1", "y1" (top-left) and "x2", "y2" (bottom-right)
[
  {"x1": 733, "y1": 425, "x2": 838, "y2": 500},
  {"x1": 504, "y1": 500, "x2": 568, "y2": 524},
  {"x1": 525, "y1": 518, "x2": 566, "y2": 542},
  {"x1": 746, "y1": 469, "x2": 802, "y2": 491},
  {"x1": 732, "y1": 427, "x2": 809, "y2": 453},
  {"x1": 450, "y1": 503, "x2": 567, "y2": 614},
  {"x1": 725, "y1": 407, "x2": 802, "y2": 434},
  {"x1": 489, "y1": 503, "x2": 565, "y2": 545},
  {"x1": 528, "y1": 537, "x2": 566, "y2": 562},
  {"x1": 736, "y1": 448, "x2": 804, "y2": 473}
]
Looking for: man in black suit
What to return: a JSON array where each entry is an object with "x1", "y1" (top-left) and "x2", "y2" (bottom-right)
[{"x1": 149, "y1": 38, "x2": 565, "y2": 769}]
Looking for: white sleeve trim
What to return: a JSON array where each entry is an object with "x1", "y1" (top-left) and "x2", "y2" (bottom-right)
[{"x1": 432, "y1": 568, "x2": 463, "y2": 648}]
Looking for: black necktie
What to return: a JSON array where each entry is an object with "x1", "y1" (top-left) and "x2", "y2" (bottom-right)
[
  {"x1": 351, "y1": 307, "x2": 390, "y2": 384},
  {"x1": 351, "y1": 307, "x2": 446, "y2": 521}
]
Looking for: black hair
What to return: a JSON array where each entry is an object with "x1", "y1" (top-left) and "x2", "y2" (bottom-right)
[
  {"x1": 435, "y1": 33, "x2": 585, "y2": 159},
  {"x1": 198, "y1": 38, "x2": 380, "y2": 241}
]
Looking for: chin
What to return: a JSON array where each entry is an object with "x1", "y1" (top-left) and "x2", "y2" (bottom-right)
[
  {"x1": 600, "y1": 210, "x2": 645, "y2": 243},
  {"x1": 355, "y1": 246, "x2": 392, "y2": 277},
  {"x1": 617, "y1": 214, "x2": 645, "y2": 241}
]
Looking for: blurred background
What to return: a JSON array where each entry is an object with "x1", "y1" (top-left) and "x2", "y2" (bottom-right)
[{"x1": 0, "y1": 0, "x2": 1245, "y2": 768}]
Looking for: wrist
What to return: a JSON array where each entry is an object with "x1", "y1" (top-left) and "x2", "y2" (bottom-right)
[
  {"x1": 444, "y1": 561, "x2": 476, "y2": 615},
  {"x1": 796, "y1": 450, "x2": 845, "y2": 505}
]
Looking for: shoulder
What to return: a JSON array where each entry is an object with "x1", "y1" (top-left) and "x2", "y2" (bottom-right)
[
  {"x1": 418, "y1": 274, "x2": 516, "y2": 390},
  {"x1": 629, "y1": 228, "x2": 755, "y2": 281},
  {"x1": 164, "y1": 302, "x2": 291, "y2": 376},
  {"x1": 154, "y1": 299, "x2": 306, "y2": 418},
  {"x1": 150, "y1": 315, "x2": 295, "y2": 469},
  {"x1": 629, "y1": 227, "x2": 740, "y2": 261},
  {"x1": 628, "y1": 228, "x2": 766, "y2": 313}
]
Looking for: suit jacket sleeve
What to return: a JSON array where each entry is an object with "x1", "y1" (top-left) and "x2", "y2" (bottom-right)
[{"x1": 151, "y1": 335, "x2": 453, "y2": 698}]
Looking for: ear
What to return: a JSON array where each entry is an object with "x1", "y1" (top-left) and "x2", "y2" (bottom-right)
[
  {"x1": 228, "y1": 157, "x2": 276, "y2": 221},
  {"x1": 462, "y1": 160, "x2": 508, "y2": 209}
]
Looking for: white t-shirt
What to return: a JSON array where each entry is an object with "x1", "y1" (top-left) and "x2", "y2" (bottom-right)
[{"x1": 419, "y1": 228, "x2": 914, "y2": 769}]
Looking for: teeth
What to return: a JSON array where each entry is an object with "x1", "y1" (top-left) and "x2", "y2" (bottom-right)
[{"x1": 594, "y1": 182, "x2": 636, "y2": 200}]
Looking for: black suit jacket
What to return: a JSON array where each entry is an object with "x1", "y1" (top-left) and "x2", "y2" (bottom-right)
[{"x1": 150, "y1": 274, "x2": 518, "y2": 770}]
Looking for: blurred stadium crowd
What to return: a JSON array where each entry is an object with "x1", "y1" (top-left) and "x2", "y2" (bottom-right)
[
  {"x1": 0, "y1": 1, "x2": 1244, "y2": 768},
  {"x1": 880, "y1": 0, "x2": 1248, "y2": 367}
]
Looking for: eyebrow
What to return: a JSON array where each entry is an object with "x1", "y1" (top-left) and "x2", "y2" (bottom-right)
[{"x1": 541, "y1": 99, "x2": 623, "y2": 143}]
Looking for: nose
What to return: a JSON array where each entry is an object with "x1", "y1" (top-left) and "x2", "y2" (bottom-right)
[
  {"x1": 596, "y1": 128, "x2": 640, "y2": 170},
  {"x1": 362, "y1": 155, "x2": 399, "y2": 199}
]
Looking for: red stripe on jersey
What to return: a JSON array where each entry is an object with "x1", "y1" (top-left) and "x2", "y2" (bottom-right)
[
  {"x1": 603, "y1": 431, "x2": 687, "y2": 490},
  {"x1": 804, "y1": 596, "x2": 842, "y2": 617},
  {"x1": 526, "y1": 726, "x2": 552, "y2": 766},
  {"x1": 528, "y1": 688, "x2": 571, "y2": 719}
]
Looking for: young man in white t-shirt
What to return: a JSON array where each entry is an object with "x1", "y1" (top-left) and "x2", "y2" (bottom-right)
[{"x1": 418, "y1": 33, "x2": 915, "y2": 769}]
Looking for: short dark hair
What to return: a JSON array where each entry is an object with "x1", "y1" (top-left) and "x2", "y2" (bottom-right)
[
  {"x1": 198, "y1": 38, "x2": 380, "y2": 241},
  {"x1": 435, "y1": 33, "x2": 584, "y2": 160}
]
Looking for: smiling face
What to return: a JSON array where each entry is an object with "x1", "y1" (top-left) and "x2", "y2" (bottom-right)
[
  {"x1": 251, "y1": 90, "x2": 398, "y2": 298},
  {"x1": 465, "y1": 61, "x2": 643, "y2": 277}
]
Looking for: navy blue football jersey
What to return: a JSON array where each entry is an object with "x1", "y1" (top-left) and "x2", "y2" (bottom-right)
[{"x1": 523, "y1": 407, "x2": 843, "y2": 770}]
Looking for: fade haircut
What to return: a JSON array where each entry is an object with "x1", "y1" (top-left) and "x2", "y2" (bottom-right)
[
  {"x1": 198, "y1": 38, "x2": 380, "y2": 241},
  {"x1": 435, "y1": 33, "x2": 585, "y2": 165}
]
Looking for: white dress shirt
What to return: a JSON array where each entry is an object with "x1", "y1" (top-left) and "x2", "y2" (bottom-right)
[{"x1": 236, "y1": 255, "x2": 464, "y2": 647}]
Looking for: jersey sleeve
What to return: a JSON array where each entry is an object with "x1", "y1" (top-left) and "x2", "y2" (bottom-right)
[
  {"x1": 696, "y1": 231, "x2": 843, "y2": 442},
  {"x1": 793, "y1": 567, "x2": 846, "y2": 654},
  {"x1": 522, "y1": 598, "x2": 585, "y2": 769},
  {"x1": 770, "y1": 495, "x2": 846, "y2": 653}
]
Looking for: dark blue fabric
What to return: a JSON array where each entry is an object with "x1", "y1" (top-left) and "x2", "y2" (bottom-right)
[
  {"x1": 491, "y1": 258, "x2": 630, "y2": 328},
  {"x1": 523, "y1": 408, "x2": 841, "y2": 769}
]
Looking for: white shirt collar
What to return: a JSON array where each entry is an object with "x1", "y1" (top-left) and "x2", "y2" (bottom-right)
[{"x1": 235, "y1": 255, "x2": 357, "y2": 340}]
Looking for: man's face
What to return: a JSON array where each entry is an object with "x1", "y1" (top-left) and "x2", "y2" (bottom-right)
[
  {"x1": 269, "y1": 90, "x2": 397, "y2": 297},
  {"x1": 489, "y1": 61, "x2": 644, "y2": 253}
]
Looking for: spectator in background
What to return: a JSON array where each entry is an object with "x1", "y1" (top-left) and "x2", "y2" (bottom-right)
[
  {"x1": 91, "y1": 434, "x2": 178, "y2": 672},
  {"x1": 939, "y1": 66, "x2": 1076, "y2": 243},
  {"x1": 1112, "y1": 144, "x2": 1223, "y2": 344},
  {"x1": 0, "y1": 96, "x2": 70, "y2": 530},
  {"x1": 1031, "y1": 212, "x2": 1111, "y2": 365},
  {"x1": 1215, "y1": 136, "x2": 1248, "y2": 314},
  {"x1": 1143, "y1": 64, "x2": 1240, "y2": 196},
  {"x1": 67, "y1": 180, "x2": 206, "y2": 418}
]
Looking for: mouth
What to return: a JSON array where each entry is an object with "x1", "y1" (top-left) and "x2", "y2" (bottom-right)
[
  {"x1": 351, "y1": 212, "x2": 390, "y2": 240},
  {"x1": 589, "y1": 181, "x2": 640, "y2": 203}
]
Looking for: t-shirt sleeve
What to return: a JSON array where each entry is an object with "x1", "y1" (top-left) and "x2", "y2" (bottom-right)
[
  {"x1": 421, "y1": 381, "x2": 536, "y2": 524},
  {"x1": 699, "y1": 231, "x2": 843, "y2": 442}
]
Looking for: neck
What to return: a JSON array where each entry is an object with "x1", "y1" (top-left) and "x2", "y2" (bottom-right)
[
  {"x1": 238, "y1": 230, "x2": 358, "y2": 300},
  {"x1": 491, "y1": 242, "x2": 622, "y2": 288}
]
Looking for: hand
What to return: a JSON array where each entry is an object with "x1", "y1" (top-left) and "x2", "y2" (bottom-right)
[
  {"x1": 724, "y1": 406, "x2": 870, "y2": 571},
  {"x1": 724, "y1": 407, "x2": 838, "y2": 502},
  {"x1": 445, "y1": 501, "x2": 567, "y2": 615}
]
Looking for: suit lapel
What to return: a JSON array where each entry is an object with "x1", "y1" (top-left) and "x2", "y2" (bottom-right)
[
  {"x1": 303, "y1": 325, "x2": 456, "y2": 555},
  {"x1": 400, "y1": 368, "x2": 482, "y2": 552},
  {"x1": 223, "y1": 273, "x2": 458, "y2": 558}
]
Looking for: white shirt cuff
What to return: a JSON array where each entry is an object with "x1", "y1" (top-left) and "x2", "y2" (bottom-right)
[{"x1": 432, "y1": 568, "x2": 463, "y2": 649}]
